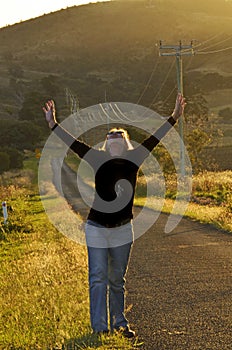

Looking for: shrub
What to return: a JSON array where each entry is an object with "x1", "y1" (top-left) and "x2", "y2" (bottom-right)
[
  {"x1": 0, "y1": 152, "x2": 10, "y2": 174},
  {"x1": 2, "y1": 147, "x2": 24, "y2": 170}
]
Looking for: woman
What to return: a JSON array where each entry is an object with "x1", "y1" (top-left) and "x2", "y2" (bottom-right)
[{"x1": 43, "y1": 93, "x2": 186, "y2": 337}]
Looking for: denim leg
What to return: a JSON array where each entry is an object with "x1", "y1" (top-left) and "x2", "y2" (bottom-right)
[
  {"x1": 87, "y1": 246, "x2": 109, "y2": 332},
  {"x1": 108, "y1": 242, "x2": 133, "y2": 330}
]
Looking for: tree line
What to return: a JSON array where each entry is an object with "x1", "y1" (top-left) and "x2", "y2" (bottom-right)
[{"x1": 0, "y1": 71, "x2": 226, "y2": 175}]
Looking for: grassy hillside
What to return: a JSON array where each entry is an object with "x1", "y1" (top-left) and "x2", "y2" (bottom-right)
[
  {"x1": 0, "y1": 0, "x2": 231, "y2": 169},
  {"x1": 0, "y1": 0, "x2": 231, "y2": 109}
]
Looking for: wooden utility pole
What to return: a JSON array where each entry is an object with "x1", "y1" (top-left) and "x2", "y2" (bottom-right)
[{"x1": 159, "y1": 41, "x2": 194, "y2": 176}]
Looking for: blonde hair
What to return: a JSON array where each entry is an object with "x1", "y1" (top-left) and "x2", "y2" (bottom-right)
[{"x1": 101, "y1": 127, "x2": 134, "y2": 152}]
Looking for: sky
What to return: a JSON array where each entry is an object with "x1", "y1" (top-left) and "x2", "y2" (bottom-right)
[{"x1": 0, "y1": 0, "x2": 111, "y2": 28}]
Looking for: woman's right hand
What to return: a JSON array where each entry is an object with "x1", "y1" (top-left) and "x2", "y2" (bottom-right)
[
  {"x1": 42, "y1": 100, "x2": 57, "y2": 129},
  {"x1": 171, "y1": 93, "x2": 186, "y2": 121}
]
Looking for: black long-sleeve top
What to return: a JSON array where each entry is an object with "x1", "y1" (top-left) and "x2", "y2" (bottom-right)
[{"x1": 52, "y1": 117, "x2": 176, "y2": 227}]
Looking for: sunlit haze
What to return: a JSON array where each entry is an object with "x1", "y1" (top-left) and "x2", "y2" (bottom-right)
[{"x1": 0, "y1": 0, "x2": 110, "y2": 28}]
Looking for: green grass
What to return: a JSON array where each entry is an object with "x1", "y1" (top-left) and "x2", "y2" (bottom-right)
[
  {"x1": 0, "y1": 173, "x2": 141, "y2": 349},
  {"x1": 135, "y1": 170, "x2": 232, "y2": 233}
]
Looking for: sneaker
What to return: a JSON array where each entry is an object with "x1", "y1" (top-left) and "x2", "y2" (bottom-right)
[{"x1": 116, "y1": 326, "x2": 135, "y2": 338}]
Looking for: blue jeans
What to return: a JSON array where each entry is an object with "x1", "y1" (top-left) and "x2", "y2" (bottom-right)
[{"x1": 85, "y1": 220, "x2": 134, "y2": 332}]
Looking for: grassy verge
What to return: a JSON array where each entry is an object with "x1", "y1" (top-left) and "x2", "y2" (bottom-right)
[
  {"x1": 0, "y1": 172, "x2": 140, "y2": 349},
  {"x1": 135, "y1": 170, "x2": 232, "y2": 233}
]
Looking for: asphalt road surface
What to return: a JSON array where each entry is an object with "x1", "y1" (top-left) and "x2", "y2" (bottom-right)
[
  {"x1": 126, "y1": 210, "x2": 232, "y2": 350},
  {"x1": 55, "y1": 159, "x2": 232, "y2": 350}
]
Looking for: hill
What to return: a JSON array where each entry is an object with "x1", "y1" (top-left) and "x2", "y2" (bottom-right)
[{"x1": 0, "y1": 0, "x2": 231, "y2": 168}]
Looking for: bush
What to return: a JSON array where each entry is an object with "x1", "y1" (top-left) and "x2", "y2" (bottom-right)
[
  {"x1": 0, "y1": 120, "x2": 43, "y2": 151},
  {"x1": 0, "y1": 152, "x2": 10, "y2": 174},
  {"x1": 2, "y1": 147, "x2": 24, "y2": 170},
  {"x1": 218, "y1": 107, "x2": 232, "y2": 123}
]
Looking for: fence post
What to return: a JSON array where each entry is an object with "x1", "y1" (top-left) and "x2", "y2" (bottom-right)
[{"x1": 2, "y1": 201, "x2": 8, "y2": 224}]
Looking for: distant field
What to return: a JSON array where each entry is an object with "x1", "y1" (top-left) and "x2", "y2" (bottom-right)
[
  {"x1": 204, "y1": 89, "x2": 232, "y2": 155},
  {"x1": 202, "y1": 145, "x2": 232, "y2": 170},
  {"x1": 205, "y1": 89, "x2": 232, "y2": 110}
]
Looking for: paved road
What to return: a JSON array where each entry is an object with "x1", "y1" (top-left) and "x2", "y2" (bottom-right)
[
  {"x1": 54, "y1": 159, "x2": 232, "y2": 349},
  {"x1": 127, "y1": 211, "x2": 232, "y2": 350}
]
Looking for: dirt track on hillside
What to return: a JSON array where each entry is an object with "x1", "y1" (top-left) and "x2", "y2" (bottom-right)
[{"x1": 53, "y1": 159, "x2": 232, "y2": 350}]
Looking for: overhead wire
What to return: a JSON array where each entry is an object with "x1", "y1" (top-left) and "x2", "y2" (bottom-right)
[
  {"x1": 180, "y1": 32, "x2": 226, "y2": 54},
  {"x1": 197, "y1": 46, "x2": 232, "y2": 55},
  {"x1": 146, "y1": 57, "x2": 176, "y2": 111},
  {"x1": 108, "y1": 103, "x2": 128, "y2": 122},
  {"x1": 162, "y1": 85, "x2": 177, "y2": 105},
  {"x1": 161, "y1": 52, "x2": 195, "y2": 106},
  {"x1": 109, "y1": 103, "x2": 133, "y2": 122},
  {"x1": 192, "y1": 31, "x2": 225, "y2": 49},
  {"x1": 99, "y1": 103, "x2": 117, "y2": 122},
  {"x1": 111, "y1": 102, "x2": 155, "y2": 123},
  {"x1": 145, "y1": 32, "x2": 231, "y2": 110},
  {"x1": 72, "y1": 32, "x2": 232, "y2": 130},
  {"x1": 97, "y1": 111, "x2": 107, "y2": 122},
  {"x1": 196, "y1": 33, "x2": 232, "y2": 52},
  {"x1": 136, "y1": 54, "x2": 160, "y2": 105}
]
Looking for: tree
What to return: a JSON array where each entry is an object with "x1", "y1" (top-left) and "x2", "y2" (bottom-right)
[
  {"x1": 9, "y1": 122, "x2": 43, "y2": 150},
  {"x1": 18, "y1": 91, "x2": 46, "y2": 123},
  {"x1": 0, "y1": 120, "x2": 43, "y2": 151},
  {"x1": 184, "y1": 94, "x2": 209, "y2": 123},
  {"x1": 218, "y1": 107, "x2": 232, "y2": 123},
  {"x1": 184, "y1": 94, "x2": 222, "y2": 172},
  {"x1": 153, "y1": 93, "x2": 222, "y2": 173},
  {"x1": 2, "y1": 147, "x2": 24, "y2": 169},
  {"x1": 40, "y1": 75, "x2": 61, "y2": 96},
  {"x1": 0, "y1": 152, "x2": 10, "y2": 174}
]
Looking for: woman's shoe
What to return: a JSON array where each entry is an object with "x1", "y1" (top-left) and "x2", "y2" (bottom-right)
[{"x1": 116, "y1": 326, "x2": 135, "y2": 338}]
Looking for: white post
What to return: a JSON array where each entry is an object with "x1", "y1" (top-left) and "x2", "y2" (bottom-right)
[{"x1": 2, "y1": 201, "x2": 8, "y2": 224}]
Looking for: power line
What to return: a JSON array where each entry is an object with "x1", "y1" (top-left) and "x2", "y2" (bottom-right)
[
  {"x1": 137, "y1": 33, "x2": 229, "y2": 108},
  {"x1": 192, "y1": 32, "x2": 225, "y2": 49},
  {"x1": 147, "y1": 58, "x2": 175, "y2": 109},
  {"x1": 111, "y1": 103, "x2": 152, "y2": 124},
  {"x1": 136, "y1": 55, "x2": 160, "y2": 105},
  {"x1": 197, "y1": 34, "x2": 232, "y2": 52},
  {"x1": 65, "y1": 87, "x2": 79, "y2": 114},
  {"x1": 162, "y1": 85, "x2": 177, "y2": 105},
  {"x1": 108, "y1": 103, "x2": 128, "y2": 122},
  {"x1": 197, "y1": 46, "x2": 232, "y2": 55},
  {"x1": 154, "y1": 53, "x2": 194, "y2": 107}
]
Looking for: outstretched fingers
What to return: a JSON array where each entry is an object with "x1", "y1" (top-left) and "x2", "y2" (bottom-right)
[
  {"x1": 42, "y1": 100, "x2": 54, "y2": 113},
  {"x1": 172, "y1": 93, "x2": 186, "y2": 120}
]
